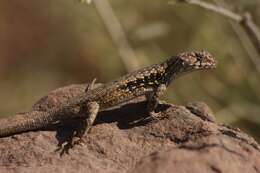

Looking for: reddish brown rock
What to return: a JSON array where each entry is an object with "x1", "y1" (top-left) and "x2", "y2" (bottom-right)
[{"x1": 0, "y1": 84, "x2": 259, "y2": 173}]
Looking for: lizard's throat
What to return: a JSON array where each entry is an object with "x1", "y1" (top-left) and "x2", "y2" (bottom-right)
[{"x1": 164, "y1": 58, "x2": 192, "y2": 86}]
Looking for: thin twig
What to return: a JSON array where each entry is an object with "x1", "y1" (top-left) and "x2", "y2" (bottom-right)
[
  {"x1": 174, "y1": 0, "x2": 260, "y2": 55},
  {"x1": 92, "y1": 0, "x2": 140, "y2": 72},
  {"x1": 241, "y1": 12, "x2": 260, "y2": 54},
  {"x1": 213, "y1": 0, "x2": 260, "y2": 74},
  {"x1": 177, "y1": 0, "x2": 242, "y2": 21}
]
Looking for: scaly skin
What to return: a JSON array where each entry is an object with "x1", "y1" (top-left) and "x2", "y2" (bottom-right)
[{"x1": 0, "y1": 51, "x2": 217, "y2": 151}]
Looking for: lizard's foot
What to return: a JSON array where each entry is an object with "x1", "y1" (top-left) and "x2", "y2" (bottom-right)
[
  {"x1": 140, "y1": 111, "x2": 161, "y2": 123},
  {"x1": 144, "y1": 111, "x2": 168, "y2": 123},
  {"x1": 158, "y1": 100, "x2": 170, "y2": 105},
  {"x1": 149, "y1": 111, "x2": 161, "y2": 120},
  {"x1": 55, "y1": 101, "x2": 99, "y2": 156},
  {"x1": 56, "y1": 136, "x2": 85, "y2": 156},
  {"x1": 55, "y1": 119, "x2": 88, "y2": 156}
]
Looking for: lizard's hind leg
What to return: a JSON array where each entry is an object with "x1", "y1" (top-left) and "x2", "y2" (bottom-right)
[
  {"x1": 73, "y1": 80, "x2": 99, "y2": 143},
  {"x1": 72, "y1": 79, "x2": 99, "y2": 144},
  {"x1": 58, "y1": 101, "x2": 99, "y2": 155},
  {"x1": 59, "y1": 81, "x2": 100, "y2": 155},
  {"x1": 73, "y1": 101, "x2": 99, "y2": 144}
]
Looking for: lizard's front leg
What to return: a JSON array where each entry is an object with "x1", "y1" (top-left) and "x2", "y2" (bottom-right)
[{"x1": 145, "y1": 84, "x2": 167, "y2": 119}]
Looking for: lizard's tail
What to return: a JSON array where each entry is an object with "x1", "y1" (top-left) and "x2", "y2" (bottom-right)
[{"x1": 0, "y1": 111, "x2": 57, "y2": 137}]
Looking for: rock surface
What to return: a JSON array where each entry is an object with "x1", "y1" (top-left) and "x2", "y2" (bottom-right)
[{"x1": 0, "y1": 84, "x2": 259, "y2": 173}]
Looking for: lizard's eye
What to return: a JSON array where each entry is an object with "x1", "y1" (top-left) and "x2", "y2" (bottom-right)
[
  {"x1": 193, "y1": 51, "x2": 217, "y2": 69},
  {"x1": 179, "y1": 51, "x2": 217, "y2": 69}
]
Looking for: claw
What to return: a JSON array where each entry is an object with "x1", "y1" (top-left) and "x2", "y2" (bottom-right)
[
  {"x1": 149, "y1": 111, "x2": 161, "y2": 120},
  {"x1": 142, "y1": 111, "x2": 168, "y2": 124},
  {"x1": 55, "y1": 137, "x2": 85, "y2": 156}
]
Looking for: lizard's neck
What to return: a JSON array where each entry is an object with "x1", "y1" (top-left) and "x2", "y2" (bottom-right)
[{"x1": 163, "y1": 57, "x2": 191, "y2": 86}]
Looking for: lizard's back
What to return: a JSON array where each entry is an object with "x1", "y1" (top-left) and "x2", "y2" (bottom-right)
[{"x1": 86, "y1": 62, "x2": 167, "y2": 110}]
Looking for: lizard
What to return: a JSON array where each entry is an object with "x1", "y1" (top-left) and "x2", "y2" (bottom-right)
[{"x1": 0, "y1": 51, "x2": 217, "y2": 152}]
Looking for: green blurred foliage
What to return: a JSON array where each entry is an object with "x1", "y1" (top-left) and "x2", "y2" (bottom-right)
[{"x1": 0, "y1": 0, "x2": 260, "y2": 141}]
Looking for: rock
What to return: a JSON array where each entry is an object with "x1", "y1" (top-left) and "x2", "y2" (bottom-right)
[
  {"x1": 0, "y1": 84, "x2": 259, "y2": 173},
  {"x1": 186, "y1": 101, "x2": 216, "y2": 122}
]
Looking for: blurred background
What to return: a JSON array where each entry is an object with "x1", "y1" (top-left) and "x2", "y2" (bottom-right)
[{"x1": 0, "y1": 0, "x2": 260, "y2": 141}]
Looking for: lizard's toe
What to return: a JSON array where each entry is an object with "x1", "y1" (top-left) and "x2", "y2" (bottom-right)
[
  {"x1": 71, "y1": 136, "x2": 85, "y2": 146},
  {"x1": 55, "y1": 136, "x2": 85, "y2": 156}
]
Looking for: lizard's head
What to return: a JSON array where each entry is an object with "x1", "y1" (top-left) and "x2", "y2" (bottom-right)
[
  {"x1": 177, "y1": 51, "x2": 217, "y2": 71},
  {"x1": 164, "y1": 51, "x2": 217, "y2": 85}
]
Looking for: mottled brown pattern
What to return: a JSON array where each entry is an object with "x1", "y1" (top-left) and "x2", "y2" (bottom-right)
[
  {"x1": 0, "y1": 51, "x2": 217, "y2": 145},
  {"x1": 86, "y1": 51, "x2": 216, "y2": 109}
]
